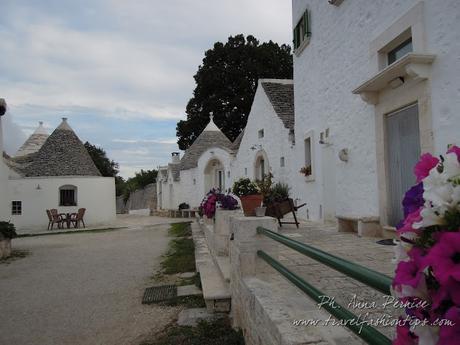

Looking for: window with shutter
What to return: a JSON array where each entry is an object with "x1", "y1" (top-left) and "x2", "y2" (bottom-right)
[{"x1": 293, "y1": 9, "x2": 311, "y2": 54}]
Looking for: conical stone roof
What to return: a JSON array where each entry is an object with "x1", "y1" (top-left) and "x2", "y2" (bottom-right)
[
  {"x1": 15, "y1": 121, "x2": 49, "y2": 157},
  {"x1": 25, "y1": 118, "x2": 101, "y2": 177},
  {"x1": 179, "y1": 115, "x2": 233, "y2": 171}
]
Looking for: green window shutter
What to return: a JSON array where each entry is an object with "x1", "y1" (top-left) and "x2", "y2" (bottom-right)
[
  {"x1": 303, "y1": 10, "x2": 311, "y2": 37},
  {"x1": 293, "y1": 27, "x2": 299, "y2": 49}
]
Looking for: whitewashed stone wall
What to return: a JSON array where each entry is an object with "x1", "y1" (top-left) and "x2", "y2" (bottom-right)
[
  {"x1": 0, "y1": 116, "x2": 9, "y2": 220},
  {"x1": 9, "y1": 176, "x2": 116, "y2": 232},
  {"x1": 234, "y1": 80, "x2": 295, "y2": 187},
  {"x1": 291, "y1": 0, "x2": 460, "y2": 222}
]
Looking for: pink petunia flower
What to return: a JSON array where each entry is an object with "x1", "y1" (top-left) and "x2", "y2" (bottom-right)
[
  {"x1": 394, "y1": 259, "x2": 424, "y2": 289},
  {"x1": 426, "y1": 232, "x2": 460, "y2": 285},
  {"x1": 414, "y1": 153, "x2": 439, "y2": 183},
  {"x1": 431, "y1": 278, "x2": 460, "y2": 310},
  {"x1": 398, "y1": 208, "x2": 423, "y2": 235},
  {"x1": 393, "y1": 320, "x2": 418, "y2": 345},
  {"x1": 438, "y1": 307, "x2": 460, "y2": 345},
  {"x1": 447, "y1": 145, "x2": 460, "y2": 163}
]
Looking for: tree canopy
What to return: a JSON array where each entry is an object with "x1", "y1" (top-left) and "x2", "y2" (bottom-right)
[
  {"x1": 84, "y1": 142, "x2": 119, "y2": 177},
  {"x1": 176, "y1": 34, "x2": 293, "y2": 150}
]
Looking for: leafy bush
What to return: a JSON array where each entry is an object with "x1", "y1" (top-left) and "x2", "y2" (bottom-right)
[
  {"x1": 268, "y1": 182, "x2": 291, "y2": 203},
  {"x1": 232, "y1": 178, "x2": 259, "y2": 197},
  {"x1": 0, "y1": 222, "x2": 17, "y2": 239}
]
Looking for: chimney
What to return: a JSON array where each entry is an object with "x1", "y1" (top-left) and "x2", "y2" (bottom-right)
[{"x1": 171, "y1": 152, "x2": 180, "y2": 164}]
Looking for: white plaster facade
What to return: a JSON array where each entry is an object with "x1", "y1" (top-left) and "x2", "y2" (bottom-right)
[
  {"x1": 0, "y1": 115, "x2": 9, "y2": 220},
  {"x1": 233, "y1": 79, "x2": 294, "y2": 185},
  {"x1": 291, "y1": 0, "x2": 460, "y2": 226},
  {"x1": 8, "y1": 176, "x2": 115, "y2": 231}
]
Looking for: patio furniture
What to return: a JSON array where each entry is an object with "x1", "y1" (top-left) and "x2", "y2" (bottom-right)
[
  {"x1": 48, "y1": 209, "x2": 64, "y2": 230},
  {"x1": 266, "y1": 198, "x2": 306, "y2": 228},
  {"x1": 70, "y1": 208, "x2": 86, "y2": 228}
]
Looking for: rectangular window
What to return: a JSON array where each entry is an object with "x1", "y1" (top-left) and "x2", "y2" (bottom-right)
[
  {"x1": 280, "y1": 157, "x2": 285, "y2": 167},
  {"x1": 304, "y1": 137, "x2": 312, "y2": 177},
  {"x1": 388, "y1": 38, "x2": 413, "y2": 65},
  {"x1": 258, "y1": 129, "x2": 264, "y2": 138},
  {"x1": 60, "y1": 189, "x2": 76, "y2": 206},
  {"x1": 293, "y1": 9, "x2": 311, "y2": 51},
  {"x1": 244, "y1": 168, "x2": 248, "y2": 176},
  {"x1": 12, "y1": 201, "x2": 22, "y2": 215}
]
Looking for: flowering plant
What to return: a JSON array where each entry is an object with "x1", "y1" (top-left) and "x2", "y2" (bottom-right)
[
  {"x1": 232, "y1": 178, "x2": 259, "y2": 197},
  {"x1": 300, "y1": 165, "x2": 312, "y2": 176},
  {"x1": 392, "y1": 146, "x2": 460, "y2": 345},
  {"x1": 199, "y1": 189, "x2": 239, "y2": 219}
]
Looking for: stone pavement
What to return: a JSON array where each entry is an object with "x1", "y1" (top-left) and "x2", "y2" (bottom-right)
[{"x1": 259, "y1": 221, "x2": 397, "y2": 341}]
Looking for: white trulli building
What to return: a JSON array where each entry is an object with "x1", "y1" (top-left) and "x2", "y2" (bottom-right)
[
  {"x1": 291, "y1": 0, "x2": 460, "y2": 233},
  {"x1": 157, "y1": 79, "x2": 295, "y2": 211},
  {"x1": 3, "y1": 118, "x2": 116, "y2": 233}
]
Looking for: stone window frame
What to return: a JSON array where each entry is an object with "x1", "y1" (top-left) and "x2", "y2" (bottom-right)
[
  {"x1": 370, "y1": 1, "x2": 426, "y2": 71},
  {"x1": 12, "y1": 200, "x2": 22, "y2": 215}
]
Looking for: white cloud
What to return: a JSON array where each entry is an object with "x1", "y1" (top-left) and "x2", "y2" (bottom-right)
[{"x1": 2, "y1": 113, "x2": 27, "y2": 155}]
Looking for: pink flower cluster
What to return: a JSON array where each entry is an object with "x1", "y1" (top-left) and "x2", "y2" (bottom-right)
[{"x1": 393, "y1": 146, "x2": 460, "y2": 345}]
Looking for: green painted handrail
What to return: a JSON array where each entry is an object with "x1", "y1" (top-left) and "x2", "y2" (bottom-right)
[
  {"x1": 258, "y1": 250, "x2": 392, "y2": 345},
  {"x1": 257, "y1": 226, "x2": 392, "y2": 295}
]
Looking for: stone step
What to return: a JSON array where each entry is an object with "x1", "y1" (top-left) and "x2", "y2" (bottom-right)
[{"x1": 191, "y1": 221, "x2": 231, "y2": 313}]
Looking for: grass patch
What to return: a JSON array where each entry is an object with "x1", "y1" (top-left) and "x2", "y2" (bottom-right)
[
  {"x1": 160, "y1": 294, "x2": 206, "y2": 309},
  {"x1": 161, "y1": 237, "x2": 196, "y2": 274},
  {"x1": 168, "y1": 222, "x2": 192, "y2": 237},
  {"x1": 141, "y1": 318, "x2": 244, "y2": 345},
  {"x1": 0, "y1": 249, "x2": 30, "y2": 264}
]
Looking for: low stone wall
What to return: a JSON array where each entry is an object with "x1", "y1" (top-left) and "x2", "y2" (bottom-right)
[
  {"x1": 116, "y1": 183, "x2": 157, "y2": 214},
  {"x1": 203, "y1": 213, "x2": 358, "y2": 345}
]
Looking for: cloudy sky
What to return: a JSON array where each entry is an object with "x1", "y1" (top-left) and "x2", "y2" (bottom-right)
[{"x1": 1, "y1": 0, "x2": 292, "y2": 178}]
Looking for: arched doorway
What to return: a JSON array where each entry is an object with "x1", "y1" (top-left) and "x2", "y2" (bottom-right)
[
  {"x1": 204, "y1": 159, "x2": 225, "y2": 193},
  {"x1": 254, "y1": 151, "x2": 269, "y2": 180}
]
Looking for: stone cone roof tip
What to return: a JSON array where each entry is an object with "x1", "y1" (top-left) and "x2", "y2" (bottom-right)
[
  {"x1": 203, "y1": 114, "x2": 220, "y2": 132},
  {"x1": 15, "y1": 121, "x2": 49, "y2": 157},
  {"x1": 24, "y1": 118, "x2": 102, "y2": 177}
]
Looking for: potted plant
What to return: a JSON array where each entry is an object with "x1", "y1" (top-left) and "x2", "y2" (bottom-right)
[
  {"x1": 199, "y1": 189, "x2": 238, "y2": 219},
  {"x1": 265, "y1": 182, "x2": 292, "y2": 217},
  {"x1": 232, "y1": 178, "x2": 261, "y2": 216},
  {"x1": 299, "y1": 165, "x2": 312, "y2": 176},
  {"x1": 254, "y1": 173, "x2": 273, "y2": 216},
  {"x1": 0, "y1": 221, "x2": 17, "y2": 259}
]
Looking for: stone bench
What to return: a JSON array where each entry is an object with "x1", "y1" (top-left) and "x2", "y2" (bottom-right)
[{"x1": 336, "y1": 215, "x2": 381, "y2": 237}]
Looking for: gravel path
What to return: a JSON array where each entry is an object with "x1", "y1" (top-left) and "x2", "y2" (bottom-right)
[{"x1": 0, "y1": 223, "x2": 180, "y2": 345}]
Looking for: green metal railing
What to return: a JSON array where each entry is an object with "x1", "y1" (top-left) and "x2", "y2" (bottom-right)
[
  {"x1": 257, "y1": 227, "x2": 392, "y2": 295},
  {"x1": 256, "y1": 226, "x2": 393, "y2": 345}
]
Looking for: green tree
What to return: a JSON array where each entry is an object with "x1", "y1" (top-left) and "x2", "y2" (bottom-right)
[
  {"x1": 84, "y1": 142, "x2": 119, "y2": 177},
  {"x1": 122, "y1": 169, "x2": 158, "y2": 202},
  {"x1": 84, "y1": 141, "x2": 126, "y2": 196},
  {"x1": 176, "y1": 34, "x2": 293, "y2": 150}
]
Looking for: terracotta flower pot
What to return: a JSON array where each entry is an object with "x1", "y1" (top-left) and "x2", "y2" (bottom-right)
[{"x1": 240, "y1": 194, "x2": 263, "y2": 216}]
